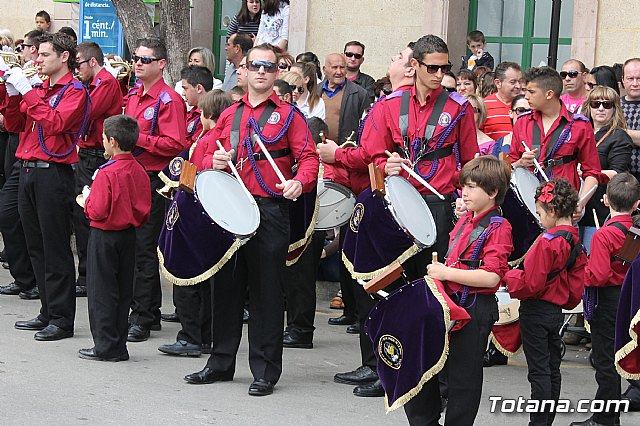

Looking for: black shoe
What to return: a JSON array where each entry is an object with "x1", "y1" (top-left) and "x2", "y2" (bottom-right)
[
  {"x1": 346, "y1": 323, "x2": 361, "y2": 334},
  {"x1": 0, "y1": 282, "x2": 23, "y2": 295},
  {"x1": 248, "y1": 378, "x2": 274, "y2": 396},
  {"x1": 35, "y1": 324, "x2": 73, "y2": 341},
  {"x1": 19, "y1": 287, "x2": 39, "y2": 300},
  {"x1": 328, "y1": 315, "x2": 356, "y2": 326},
  {"x1": 201, "y1": 343, "x2": 212, "y2": 354},
  {"x1": 158, "y1": 340, "x2": 202, "y2": 356},
  {"x1": 78, "y1": 347, "x2": 128, "y2": 362},
  {"x1": 283, "y1": 333, "x2": 313, "y2": 349},
  {"x1": 483, "y1": 347, "x2": 508, "y2": 367},
  {"x1": 150, "y1": 323, "x2": 162, "y2": 331},
  {"x1": 15, "y1": 317, "x2": 47, "y2": 331},
  {"x1": 622, "y1": 395, "x2": 640, "y2": 412},
  {"x1": 441, "y1": 397, "x2": 447, "y2": 413},
  {"x1": 353, "y1": 379, "x2": 385, "y2": 397},
  {"x1": 334, "y1": 365, "x2": 378, "y2": 385},
  {"x1": 127, "y1": 324, "x2": 150, "y2": 342},
  {"x1": 569, "y1": 419, "x2": 612, "y2": 426},
  {"x1": 184, "y1": 367, "x2": 233, "y2": 384},
  {"x1": 75, "y1": 285, "x2": 87, "y2": 297},
  {"x1": 161, "y1": 312, "x2": 180, "y2": 322}
]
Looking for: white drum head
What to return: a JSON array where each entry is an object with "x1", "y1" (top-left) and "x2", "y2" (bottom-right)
[
  {"x1": 512, "y1": 167, "x2": 541, "y2": 219},
  {"x1": 384, "y1": 175, "x2": 437, "y2": 248},
  {"x1": 496, "y1": 289, "x2": 520, "y2": 325},
  {"x1": 194, "y1": 170, "x2": 260, "y2": 237},
  {"x1": 316, "y1": 181, "x2": 356, "y2": 230}
]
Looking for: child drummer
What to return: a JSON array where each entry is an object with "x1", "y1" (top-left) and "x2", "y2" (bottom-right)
[{"x1": 404, "y1": 156, "x2": 513, "y2": 425}]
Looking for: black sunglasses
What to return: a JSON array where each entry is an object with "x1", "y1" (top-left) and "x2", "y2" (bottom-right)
[
  {"x1": 133, "y1": 55, "x2": 161, "y2": 65},
  {"x1": 442, "y1": 86, "x2": 456, "y2": 93},
  {"x1": 512, "y1": 107, "x2": 531, "y2": 114},
  {"x1": 278, "y1": 62, "x2": 290, "y2": 70},
  {"x1": 344, "y1": 52, "x2": 363, "y2": 60},
  {"x1": 560, "y1": 70, "x2": 579, "y2": 79},
  {"x1": 289, "y1": 84, "x2": 304, "y2": 94},
  {"x1": 247, "y1": 60, "x2": 278, "y2": 73},
  {"x1": 590, "y1": 100, "x2": 613, "y2": 109},
  {"x1": 382, "y1": 88, "x2": 393, "y2": 95},
  {"x1": 76, "y1": 58, "x2": 91, "y2": 67},
  {"x1": 416, "y1": 60, "x2": 452, "y2": 74}
]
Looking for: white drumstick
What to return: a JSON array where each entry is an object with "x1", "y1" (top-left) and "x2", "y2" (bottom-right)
[
  {"x1": 216, "y1": 140, "x2": 255, "y2": 202},
  {"x1": 521, "y1": 141, "x2": 549, "y2": 182},
  {"x1": 593, "y1": 209, "x2": 600, "y2": 230},
  {"x1": 251, "y1": 133, "x2": 297, "y2": 201},
  {"x1": 384, "y1": 150, "x2": 445, "y2": 200},
  {"x1": 578, "y1": 184, "x2": 598, "y2": 207}
]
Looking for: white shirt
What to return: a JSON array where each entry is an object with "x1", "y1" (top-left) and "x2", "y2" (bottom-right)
[
  {"x1": 255, "y1": 2, "x2": 289, "y2": 46},
  {"x1": 298, "y1": 91, "x2": 326, "y2": 120}
]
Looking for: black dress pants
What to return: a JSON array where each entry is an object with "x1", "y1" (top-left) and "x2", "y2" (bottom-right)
[
  {"x1": 87, "y1": 227, "x2": 136, "y2": 358},
  {"x1": 206, "y1": 199, "x2": 290, "y2": 384},
  {"x1": 18, "y1": 163, "x2": 76, "y2": 330},
  {"x1": 338, "y1": 224, "x2": 357, "y2": 319},
  {"x1": 174, "y1": 281, "x2": 212, "y2": 345}
]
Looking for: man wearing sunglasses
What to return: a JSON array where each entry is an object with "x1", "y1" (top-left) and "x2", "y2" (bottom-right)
[
  {"x1": 559, "y1": 59, "x2": 589, "y2": 113},
  {"x1": 344, "y1": 41, "x2": 375, "y2": 105},
  {"x1": 124, "y1": 38, "x2": 187, "y2": 343},
  {"x1": 187, "y1": 44, "x2": 318, "y2": 397},
  {"x1": 481, "y1": 61, "x2": 522, "y2": 140}
]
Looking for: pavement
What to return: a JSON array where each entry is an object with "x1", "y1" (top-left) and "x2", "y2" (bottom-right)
[{"x1": 1, "y1": 268, "x2": 640, "y2": 425}]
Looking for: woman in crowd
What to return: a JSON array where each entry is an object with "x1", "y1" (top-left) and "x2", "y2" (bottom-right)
[
  {"x1": 456, "y1": 68, "x2": 478, "y2": 96},
  {"x1": 226, "y1": 0, "x2": 262, "y2": 39},
  {"x1": 490, "y1": 94, "x2": 530, "y2": 156},
  {"x1": 585, "y1": 65, "x2": 620, "y2": 94},
  {"x1": 465, "y1": 93, "x2": 494, "y2": 155},
  {"x1": 278, "y1": 53, "x2": 294, "y2": 77},
  {"x1": 174, "y1": 47, "x2": 223, "y2": 95},
  {"x1": 478, "y1": 70, "x2": 497, "y2": 98},
  {"x1": 282, "y1": 68, "x2": 325, "y2": 119},
  {"x1": 295, "y1": 52, "x2": 323, "y2": 82},
  {"x1": 255, "y1": 0, "x2": 289, "y2": 51},
  {"x1": 374, "y1": 76, "x2": 392, "y2": 99}
]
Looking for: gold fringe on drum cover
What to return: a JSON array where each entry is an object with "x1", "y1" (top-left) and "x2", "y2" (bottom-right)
[
  {"x1": 286, "y1": 193, "x2": 320, "y2": 266},
  {"x1": 341, "y1": 244, "x2": 419, "y2": 281}
]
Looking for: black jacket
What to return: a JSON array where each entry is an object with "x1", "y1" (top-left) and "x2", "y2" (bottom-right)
[
  {"x1": 318, "y1": 79, "x2": 369, "y2": 144},
  {"x1": 460, "y1": 51, "x2": 495, "y2": 71},
  {"x1": 352, "y1": 71, "x2": 376, "y2": 105}
]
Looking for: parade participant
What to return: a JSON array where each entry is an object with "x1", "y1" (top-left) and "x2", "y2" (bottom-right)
[
  {"x1": 73, "y1": 41, "x2": 124, "y2": 297},
  {"x1": 4, "y1": 33, "x2": 90, "y2": 340},
  {"x1": 403, "y1": 156, "x2": 513, "y2": 424},
  {"x1": 571, "y1": 173, "x2": 640, "y2": 426},
  {"x1": 559, "y1": 59, "x2": 589, "y2": 113},
  {"x1": 480, "y1": 61, "x2": 522, "y2": 140},
  {"x1": 124, "y1": 38, "x2": 187, "y2": 342},
  {"x1": 273, "y1": 78, "x2": 292, "y2": 102},
  {"x1": 510, "y1": 66, "x2": 601, "y2": 220},
  {"x1": 505, "y1": 178, "x2": 586, "y2": 426},
  {"x1": 79, "y1": 115, "x2": 151, "y2": 362},
  {"x1": 184, "y1": 43, "x2": 318, "y2": 396},
  {"x1": 344, "y1": 41, "x2": 376, "y2": 104},
  {"x1": 488, "y1": 94, "x2": 530, "y2": 157},
  {"x1": 181, "y1": 65, "x2": 214, "y2": 145}
]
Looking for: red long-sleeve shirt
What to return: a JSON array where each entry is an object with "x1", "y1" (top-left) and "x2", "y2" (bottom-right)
[
  {"x1": 366, "y1": 84, "x2": 478, "y2": 195},
  {"x1": 509, "y1": 103, "x2": 601, "y2": 190},
  {"x1": 189, "y1": 129, "x2": 213, "y2": 171},
  {"x1": 585, "y1": 214, "x2": 633, "y2": 287},
  {"x1": 505, "y1": 225, "x2": 586, "y2": 309},
  {"x1": 124, "y1": 79, "x2": 187, "y2": 171},
  {"x1": 85, "y1": 153, "x2": 151, "y2": 230},
  {"x1": 186, "y1": 107, "x2": 203, "y2": 145},
  {"x1": 5, "y1": 71, "x2": 88, "y2": 164},
  {"x1": 444, "y1": 207, "x2": 514, "y2": 295},
  {"x1": 82, "y1": 67, "x2": 123, "y2": 149},
  {"x1": 203, "y1": 92, "x2": 319, "y2": 197}
]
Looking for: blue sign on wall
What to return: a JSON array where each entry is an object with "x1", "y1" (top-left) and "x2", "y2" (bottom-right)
[{"x1": 79, "y1": 0, "x2": 124, "y2": 57}]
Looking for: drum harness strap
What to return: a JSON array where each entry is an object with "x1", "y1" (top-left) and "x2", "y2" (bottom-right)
[
  {"x1": 532, "y1": 115, "x2": 578, "y2": 178},
  {"x1": 445, "y1": 210, "x2": 504, "y2": 307},
  {"x1": 398, "y1": 90, "x2": 465, "y2": 181}
]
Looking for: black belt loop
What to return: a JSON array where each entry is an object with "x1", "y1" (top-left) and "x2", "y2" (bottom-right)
[{"x1": 21, "y1": 160, "x2": 51, "y2": 169}]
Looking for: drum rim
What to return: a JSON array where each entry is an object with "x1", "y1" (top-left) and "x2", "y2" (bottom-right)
[
  {"x1": 315, "y1": 182, "x2": 356, "y2": 230},
  {"x1": 194, "y1": 169, "x2": 260, "y2": 238},
  {"x1": 512, "y1": 166, "x2": 541, "y2": 220}
]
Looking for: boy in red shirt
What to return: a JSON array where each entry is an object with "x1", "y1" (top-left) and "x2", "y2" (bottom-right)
[
  {"x1": 78, "y1": 115, "x2": 151, "y2": 361},
  {"x1": 571, "y1": 173, "x2": 640, "y2": 426}
]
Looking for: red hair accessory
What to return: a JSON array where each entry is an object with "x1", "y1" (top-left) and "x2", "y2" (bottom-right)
[{"x1": 537, "y1": 182, "x2": 555, "y2": 203}]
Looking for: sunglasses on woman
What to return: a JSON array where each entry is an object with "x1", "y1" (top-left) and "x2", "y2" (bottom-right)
[
  {"x1": 590, "y1": 100, "x2": 613, "y2": 109},
  {"x1": 247, "y1": 60, "x2": 278, "y2": 73},
  {"x1": 278, "y1": 62, "x2": 290, "y2": 70},
  {"x1": 289, "y1": 85, "x2": 304, "y2": 94},
  {"x1": 512, "y1": 107, "x2": 531, "y2": 114}
]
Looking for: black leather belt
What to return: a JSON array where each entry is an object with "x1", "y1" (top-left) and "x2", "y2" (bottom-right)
[
  {"x1": 420, "y1": 145, "x2": 454, "y2": 162},
  {"x1": 422, "y1": 193, "x2": 453, "y2": 203},
  {"x1": 253, "y1": 148, "x2": 291, "y2": 161},
  {"x1": 460, "y1": 259, "x2": 483, "y2": 268},
  {"x1": 22, "y1": 160, "x2": 51, "y2": 169},
  {"x1": 542, "y1": 154, "x2": 577, "y2": 168},
  {"x1": 254, "y1": 195, "x2": 288, "y2": 204},
  {"x1": 79, "y1": 148, "x2": 106, "y2": 158}
]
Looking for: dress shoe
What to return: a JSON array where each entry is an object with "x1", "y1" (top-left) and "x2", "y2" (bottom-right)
[
  {"x1": 334, "y1": 365, "x2": 378, "y2": 385},
  {"x1": 353, "y1": 379, "x2": 385, "y2": 397},
  {"x1": 328, "y1": 315, "x2": 356, "y2": 326},
  {"x1": 483, "y1": 347, "x2": 508, "y2": 367},
  {"x1": 150, "y1": 323, "x2": 162, "y2": 331},
  {"x1": 15, "y1": 317, "x2": 47, "y2": 331},
  {"x1": 35, "y1": 324, "x2": 74, "y2": 341},
  {"x1": 161, "y1": 312, "x2": 180, "y2": 322},
  {"x1": 201, "y1": 343, "x2": 212, "y2": 354},
  {"x1": 19, "y1": 287, "x2": 39, "y2": 300},
  {"x1": 0, "y1": 282, "x2": 23, "y2": 295},
  {"x1": 184, "y1": 367, "x2": 233, "y2": 384},
  {"x1": 622, "y1": 395, "x2": 640, "y2": 412},
  {"x1": 330, "y1": 296, "x2": 344, "y2": 309},
  {"x1": 75, "y1": 285, "x2": 87, "y2": 297},
  {"x1": 248, "y1": 378, "x2": 274, "y2": 396},
  {"x1": 158, "y1": 340, "x2": 202, "y2": 356},
  {"x1": 346, "y1": 323, "x2": 361, "y2": 334},
  {"x1": 569, "y1": 419, "x2": 617, "y2": 426},
  {"x1": 283, "y1": 333, "x2": 313, "y2": 349},
  {"x1": 78, "y1": 347, "x2": 128, "y2": 362},
  {"x1": 127, "y1": 324, "x2": 150, "y2": 342}
]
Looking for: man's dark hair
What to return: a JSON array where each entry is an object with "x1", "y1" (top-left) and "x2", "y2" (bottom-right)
[
  {"x1": 274, "y1": 79, "x2": 293, "y2": 98},
  {"x1": 180, "y1": 65, "x2": 214, "y2": 91},
  {"x1": 295, "y1": 52, "x2": 322, "y2": 79},
  {"x1": 307, "y1": 117, "x2": 329, "y2": 146},
  {"x1": 77, "y1": 41, "x2": 104, "y2": 66},
  {"x1": 467, "y1": 30, "x2": 485, "y2": 44},
  {"x1": 344, "y1": 41, "x2": 365, "y2": 55},
  {"x1": 459, "y1": 156, "x2": 511, "y2": 205},
  {"x1": 247, "y1": 43, "x2": 278, "y2": 63},
  {"x1": 523, "y1": 66, "x2": 563, "y2": 99},
  {"x1": 36, "y1": 10, "x2": 51, "y2": 23},
  {"x1": 58, "y1": 27, "x2": 77, "y2": 43},
  {"x1": 24, "y1": 29, "x2": 45, "y2": 48},
  {"x1": 230, "y1": 86, "x2": 245, "y2": 98},
  {"x1": 495, "y1": 61, "x2": 521, "y2": 82},
  {"x1": 562, "y1": 58, "x2": 588, "y2": 73},
  {"x1": 103, "y1": 115, "x2": 139, "y2": 152},
  {"x1": 607, "y1": 172, "x2": 640, "y2": 213},
  {"x1": 612, "y1": 63, "x2": 623, "y2": 83},
  {"x1": 38, "y1": 33, "x2": 77, "y2": 70},
  {"x1": 233, "y1": 33, "x2": 254, "y2": 56},
  {"x1": 136, "y1": 38, "x2": 167, "y2": 59},
  {"x1": 412, "y1": 35, "x2": 448, "y2": 61}
]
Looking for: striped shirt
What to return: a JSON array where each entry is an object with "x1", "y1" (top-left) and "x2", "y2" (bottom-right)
[
  {"x1": 480, "y1": 93, "x2": 513, "y2": 140},
  {"x1": 226, "y1": 15, "x2": 261, "y2": 38}
]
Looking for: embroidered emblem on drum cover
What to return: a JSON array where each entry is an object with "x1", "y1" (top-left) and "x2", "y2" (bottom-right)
[
  {"x1": 144, "y1": 107, "x2": 155, "y2": 120},
  {"x1": 48, "y1": 94, "x2": 58, "y2": 107},
  {"x1": 438, "y1": 112, "x2": 451, "y2": 127},
  {"x1": 350, "y1": 203, "x2": 365, "y2": 233},
  {"x1": 165, "y1": 202, "x2": 179, "y2": 231},
  {"x1": 379, "y1": 334, "x2": 403, "y2": 369},
  {"x1": 169, "y1": 157, "x2": 184, "y2": 177},
  {"x1": 267, "y1": 112, "x2": 280, "y2": 124}
]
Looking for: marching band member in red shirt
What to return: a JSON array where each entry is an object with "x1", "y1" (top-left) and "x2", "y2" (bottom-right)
[
  {"x1": 78, "y1": 115, "x2": 151, "y2": 362},
  {"x1": 73, "y1": 41, "x2": 124, "y2": 297},
  {"x1": 123, "y1": 38, "x2": 187, "y2": 343},
  {"x1": 3, "y1": 33, "x2": 90, "y2": 341},
  {"x1": 505, "y1": 178, "x2": 586, "y2": 426},
  {"x1": 181, "y1": 65, "x2": 213, "y2": 146}
]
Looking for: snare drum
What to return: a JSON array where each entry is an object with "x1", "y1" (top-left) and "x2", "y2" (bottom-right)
[
  {"x1": 495, "y1": 288, "x2": 520, "y2": 325},
  {"x1": 315, "y1": 180, "x2": 356, "y2": 230}
]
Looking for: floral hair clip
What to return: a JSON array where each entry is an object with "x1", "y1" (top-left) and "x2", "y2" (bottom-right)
[{"x1": 537, "y1": 182, "x2": 555, "y2": 203}]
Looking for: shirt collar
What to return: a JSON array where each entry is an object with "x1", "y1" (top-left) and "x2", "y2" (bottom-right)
[
  {"x1": 605, "y1": 213, "x2": 633, "y2": 226},
  {"x1": 410, "y1": 84, "x2": 442, "y2": 106},
  {"x1": 44, "y1": 71, "x2": 75, "y2": 89},
  {"x1": 468, "y1": 206, "x2": 499, "y2": 227},
  {"x1": 112, "y1": 153, "x2": 134, "y2": 161},
  {"x1": 141, "y1": 78, "x2": 167, "y2": 99},
  {"x1": 240, "y1": 90, "x2": 282, "y2": 109},
  {"x1": 322, "y1": 79, "x2": 347, "y2": 97}
]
